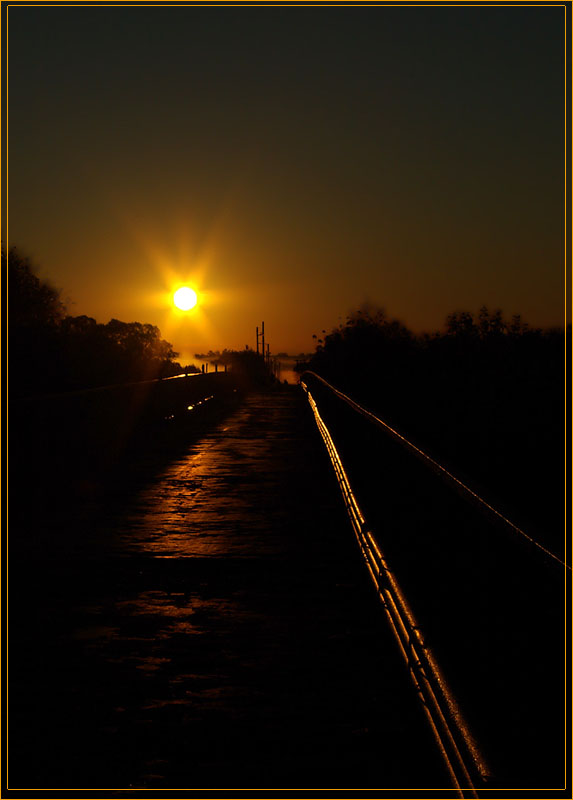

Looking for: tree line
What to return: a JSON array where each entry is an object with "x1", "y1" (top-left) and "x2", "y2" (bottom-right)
[
  {"x1": 298, "y1": 303, "x2": 565, "y2": 543},
  {"x1": 6, "y1": 247, "x2": 194, "y2": 397},
  {"x1": 6, "y1": 247, "x2": 281, "y2": 397},
  {"x1": 300, "y1": 303, "x2": 563, "y2": 430}
]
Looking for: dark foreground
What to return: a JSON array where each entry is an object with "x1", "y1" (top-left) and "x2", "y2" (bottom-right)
[{"x1": 9, "y1": 388, "x2": 452, "y2": 792}]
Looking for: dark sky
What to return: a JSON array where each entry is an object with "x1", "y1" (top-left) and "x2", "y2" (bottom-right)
[{"x1": 7, "y1": 3, "x2": 565, "y2": 359}]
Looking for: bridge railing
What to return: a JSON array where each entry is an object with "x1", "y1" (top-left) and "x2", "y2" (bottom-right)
[
  {"x1": 300, "y1": 372, "x2": 488, "y2": 797},
  {"x1": 301, "y1": 371, "x2": 567, "y2": 570},
  {"x1": 300, "y1": 370, "x2": 567, "y2": 794},
  {"x1": 10, "y1": 371, "x2": 241, "y2": 480}
]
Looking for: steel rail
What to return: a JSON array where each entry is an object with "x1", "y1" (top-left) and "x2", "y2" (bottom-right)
[
  {"x1": 301, "y1": 379, "x2": 491, "y2": 797},
  {"x1": 302, "y1": 371, "x2": 569, "y2": 571}
]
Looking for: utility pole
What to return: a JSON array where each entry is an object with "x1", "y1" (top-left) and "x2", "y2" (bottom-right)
[{"x1": 255, "y1": 321, "x2": 267, "y2": 364}]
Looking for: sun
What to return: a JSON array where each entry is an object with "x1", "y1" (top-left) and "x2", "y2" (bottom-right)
[{"x1": 173, "y1": 286, "x2": 198, "y2": 311}]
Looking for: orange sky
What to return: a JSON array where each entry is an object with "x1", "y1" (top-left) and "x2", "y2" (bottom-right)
[{"x1": 7, "y1": 4, "x2": 567, "y2": 363}]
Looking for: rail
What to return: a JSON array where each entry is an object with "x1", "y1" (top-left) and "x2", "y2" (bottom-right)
[{"x1": 301, "y1": 375, "x2": 491, "y2": 796}]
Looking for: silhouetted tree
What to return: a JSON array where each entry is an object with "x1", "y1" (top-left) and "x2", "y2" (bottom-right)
[
  {"x1": 300, "y1": 303, "x2": 564, "y2": 539},
  {"x1": 6, "y1": 246, "x2": 65, "y2": 329},
  {"x1": 6, "y1": 247, "x2": 67, "y2": 395},
  {"x1": 7, "y1": 247, "x2": 182, "y2": 395}
]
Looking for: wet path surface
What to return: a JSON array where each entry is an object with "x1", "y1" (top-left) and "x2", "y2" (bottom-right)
[{"x1": 10, "y1": 389, "x2": 450, "y2": 792}]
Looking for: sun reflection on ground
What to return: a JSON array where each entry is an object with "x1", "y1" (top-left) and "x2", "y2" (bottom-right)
[{"x1": 116, "y1": 406, "x2": 282, "y2": 558}]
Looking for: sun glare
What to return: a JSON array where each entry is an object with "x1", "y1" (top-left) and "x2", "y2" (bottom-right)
[{"x1": 173, "y1": 286, "x2": 198, "y2": 311}]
